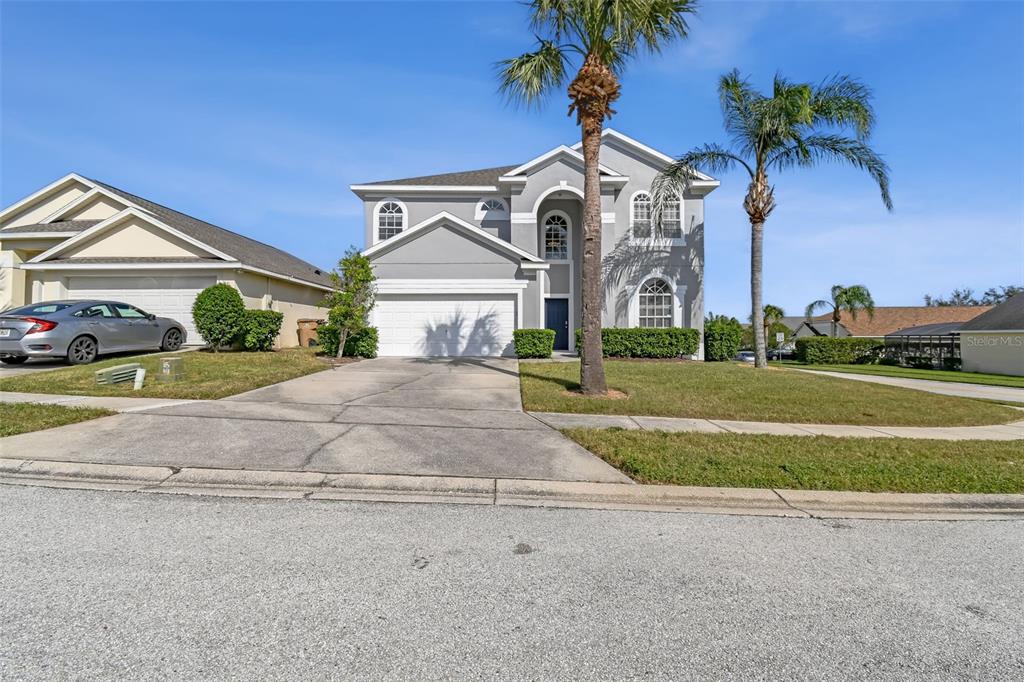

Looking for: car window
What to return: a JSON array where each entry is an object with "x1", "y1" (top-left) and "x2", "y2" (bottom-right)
[
  {"x1": 75, "y1": 304, "x2": 116, "y2": 319},
  {"x1": 4, "y1": 303, "x2": 74, "y2": 315},
  {"x1": 113, "y1": 304, "x2": 149, "y2": 319}
]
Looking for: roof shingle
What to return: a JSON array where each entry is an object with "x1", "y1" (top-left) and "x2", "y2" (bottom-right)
[
  {"x1": 1, "y1": 220, "x2": 101, "y2": 234},
  {"x1": 815, "y1": 306, "x2": 992, "y2": 337},
  {"x1": 357, "y1": 165, "x2": 519, "y2": 187}
]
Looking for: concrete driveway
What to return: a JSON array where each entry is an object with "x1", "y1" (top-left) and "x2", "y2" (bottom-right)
[{"x1": 2, "y1": 358, "x2": 629, "y2": 483}]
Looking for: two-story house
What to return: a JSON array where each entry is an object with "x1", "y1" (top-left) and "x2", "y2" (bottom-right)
[{"x1": 351, "y1": 129, "x2": 718, "y2": 358}]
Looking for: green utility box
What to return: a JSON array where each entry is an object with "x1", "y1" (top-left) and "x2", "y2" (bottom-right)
[
  {"x1": 157, "y1": 356, "x2": 184, "y2": 382},
  {"x1": 95, "y1": 363, "x2": 142, "y2": 385}
]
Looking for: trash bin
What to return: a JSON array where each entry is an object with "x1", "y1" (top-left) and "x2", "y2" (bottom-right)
[{"x1": 297, "y1": 319, "x2": 323, "y2": 348}]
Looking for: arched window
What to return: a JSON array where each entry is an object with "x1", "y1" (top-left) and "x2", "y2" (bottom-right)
[
  {"x1": 631, "y1": 192, "x2": 652, "y2": 238},
  {"x1": 638, "y1": 279, "x2": 673, "y2": 328},
  {"x1": 376, "y1": 201, "x2": 405, "y2": 241},
  {"x1": 543, "y1": 213, "x2": 569, "y2": 260}
]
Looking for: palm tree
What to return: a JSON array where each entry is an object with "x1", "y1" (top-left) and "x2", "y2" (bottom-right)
[
  {"x1": 651, "y1": 70, "x2": 892, "y2": 368},
  {"x1": 762, "y1": 303, "x2": 785, "y2": 348},
  {"x1": 499, "y1": 0, "x2": 697, "y2": 395},
  {"x1": 806, "y1": 284, "x2": 875, "y2": 337}
]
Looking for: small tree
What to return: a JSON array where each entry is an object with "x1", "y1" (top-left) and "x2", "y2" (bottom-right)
[
  {"x1": 322, "y1": 248, "x2": 376, "y2": 359},
  {"x1": 192, "y1": 283, "x2": 245, "y2": 351}
]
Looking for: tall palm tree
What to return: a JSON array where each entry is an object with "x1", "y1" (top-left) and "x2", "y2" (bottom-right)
[
  {"x1": 499, "y1": 0, "x2": 697, "y2": 395},
  {"x1": 806, "y1": 284, "x2": 875, "y2": 337},
  {"x1": 651, "y1": 70, "x2": 892, "y2": 368}
]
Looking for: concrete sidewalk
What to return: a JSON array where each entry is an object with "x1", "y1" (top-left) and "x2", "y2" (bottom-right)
[
  {"x1": 1, "y1": 391, "x2": 198, "y2": 413},
  {"x1": 797, "y1": 369, "x2": 1024, "y2": 404},
  {"x1": 530, "y1": 411, "x2": 1024, "y2": 441}
]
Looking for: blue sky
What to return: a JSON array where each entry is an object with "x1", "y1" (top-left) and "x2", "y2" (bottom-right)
[{"x1": 2, "y1": 0, "x2": 1022, "y2": 318}]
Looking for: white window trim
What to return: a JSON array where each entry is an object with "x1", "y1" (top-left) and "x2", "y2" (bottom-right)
[
  {"x1": 541, "y1": 209, "x2": 572, "y2": 263},
  {"x1": 373, "y1": 198, "x2": 408, "y2": 245},
  {"x1": 474, "y1": 197, "x2": 509, "y2": 221},
  {"x1": 627, "y1": 274, "x2": 687, "y2": 328},
  {"x1": 629, "y1": 191, "x2": 686, "y2": 246}
]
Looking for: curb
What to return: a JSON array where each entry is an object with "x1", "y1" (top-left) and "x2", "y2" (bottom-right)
[{"x1": 2, "y1": 458, "x2": 1022, "y2": 520}]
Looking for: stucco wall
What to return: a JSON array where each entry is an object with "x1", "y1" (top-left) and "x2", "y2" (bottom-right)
[
  {"x1": 371, "y1": 223, "x2": 523, "y2": 280},
  {"x1": 228, "y1": 271, "x2": 327, "y2": 348},
  {"x1": 1, "y1": 181, "x2": 91, "y2": 228},
  {"x1": 67, "y1": 218, "x2": 210, "y2": 259},
  {"x1": 961, "y1": 332, "x2": 1024, "y2": 376},
  {"x1": 60, "y1": 194, "x2": 126, "y2": 221},
  {"x1": 363, "y1": 196, "x2": 511, "y2": 246}
]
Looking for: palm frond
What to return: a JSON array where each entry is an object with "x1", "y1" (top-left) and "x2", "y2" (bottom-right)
[
  {"x1": 497, "y1": 39, "x2": 569, "y2": 107},
  {"x1": 811, "y1": 75, "x2": 875, "y2": 139},
  {"x1": 838, "y1": 284, "x2": 875, "y2": 318},
  {"x1": 805, "y1": 299, "x2": 831, "y2": 319},
  {"x1": 718, "y1": 69, "x2": 760, "y2": 155},
  {"x1": 650, "y1": 144, "x2": 751, "y2": 228},
  {"x1": 768, "y1": 134, "x2": 892, "y2": 210}
]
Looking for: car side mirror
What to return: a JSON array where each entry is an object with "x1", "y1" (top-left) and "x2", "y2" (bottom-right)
[{"x1": 148, "y1": 314, "x2": 157, "y2": 321}]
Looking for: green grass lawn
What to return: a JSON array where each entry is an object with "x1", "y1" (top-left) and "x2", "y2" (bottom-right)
[
  {"x1": 519, "y1": 360, "x2": 1020, "y2": 426},
  {"x1": 776, "y1": 361, "x2": 1024, "y2": 389},
  {"x1": 565, "y1": 428, "x2": 1024, "y2": 493},
  {"x1": 0, "y1": 348, "x2": 329, "y2": 400},
  {"x1": 0, "y1": 402, "x2": 115, "y2": 438}
]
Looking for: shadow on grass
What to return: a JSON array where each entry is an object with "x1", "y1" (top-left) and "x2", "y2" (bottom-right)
[{"x1": 518, "y1": 366, "x2": 580, "y2": 391}]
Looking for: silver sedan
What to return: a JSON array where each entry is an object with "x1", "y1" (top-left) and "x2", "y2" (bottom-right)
[{"x1": 0, "y1": 300, "x2": 186, "y2": 365}]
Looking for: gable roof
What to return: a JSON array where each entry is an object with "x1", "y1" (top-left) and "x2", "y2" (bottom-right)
[
  {"x1": 0, "y1": 220, "x2": 100, "y2": 235},
  {"x1": 357, "y1": 165, "x2": 518, "y2": 188},
  {"x1": 815, "y1": 306, "x2": 992, "y2": 337},
  {"x1": 959, "y1": 294, "x2": 1024, "y2": 332}
]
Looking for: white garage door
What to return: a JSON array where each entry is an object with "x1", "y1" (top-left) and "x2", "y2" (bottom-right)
[
  {"x1": 373, "y1": 295, "x2": 516, "y2": 357},
  {"x1": 67, "y1": 276, "x2": 215, "y2": 345}
]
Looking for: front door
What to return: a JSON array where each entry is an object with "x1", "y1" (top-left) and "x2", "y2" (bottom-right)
[{"x1": 545, "y1": 298, "x2": 569, "y2": 350}]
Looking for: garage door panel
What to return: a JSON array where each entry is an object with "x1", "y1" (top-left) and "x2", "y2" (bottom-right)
[
  {"x1": 373, "y1": 295, "x2": 516, "y2": 357},
  {"x1": 67, "y1": 276, "x2": 214, "y2": 345}
]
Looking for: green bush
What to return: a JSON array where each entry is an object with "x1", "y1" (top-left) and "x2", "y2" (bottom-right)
[
  {"x1": 513, "y1": 329, "x2": 555, "y2": 358},
  {"x1": 318, "y1": 325, "x2": 378, "y2": 358},
  {"x1": 795, "y1": 337, "x2": 882, "y2": 364},
  {"x1": 240, "y1": 310, "x2": 284, "y2": 351},
  {"x1": 942, "y1": 357, "x2": 962, "y2": 371},
  {"x1": 574, "y1": 327, "x2": 700, "y2": 358},
  {"x1": 192, "y1": 283, "x2": 245, "y2": 351},
  {"x1": 704, "y1": 315, "x2": 744, "y2": 361}
]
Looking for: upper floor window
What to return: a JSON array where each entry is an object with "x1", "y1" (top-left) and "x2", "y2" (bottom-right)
[
  {"x1": 376, "y1": 200, "x2": 405, "y2": 241},
  {"x1": 543, "y1": 213, "x2": 569, "y2": 260},
  {"x1": 476, "y1": 197, "x2": 508, "y2": 220},
  {"x1": 632, "y1": 191, "x2": 682, "y2": 239},
  {"x1": 631, "y1": 192, "x2": 652, "y2": 238},
  {"x1": 638, "y1": 279, "x2": 673, "y2": 328},
  {"x1": 660, "y1": 200, "x2": 682, "y2": 239}
]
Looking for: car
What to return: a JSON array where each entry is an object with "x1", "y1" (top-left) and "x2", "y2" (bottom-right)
[
  {"x1": 735, "y1": 350, "x2": 756, "y2": 363},
  {"x1": 0, "y1": 300, "x2": 186, "y2": 365}
]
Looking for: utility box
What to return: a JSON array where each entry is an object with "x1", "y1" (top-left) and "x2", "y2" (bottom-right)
[
  {"x1": 297, "y1": 319, "x2": 323, "y2": 348},
  {"x1": 157, "y1": 356, "x2": 184, "y2": 382},
  {"x1": 95, "y1": 363, "x2": 142, "y2": 385}
]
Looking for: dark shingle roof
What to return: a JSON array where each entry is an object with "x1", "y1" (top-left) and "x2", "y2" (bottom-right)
[
  {"x1": 959, "y1": 294, "x2": 1024, "y2": 331},
  {"x1": 358, "y1": 165, "x2": 519, "y2": 187},
  {"x1": 885, "y1": 322, "x2": 965, "y2": 337},
  {"x1": 1, "y1": 220, "x2": 101, "y2": 234},
  {"x1": 86, "y1": 178, "x2": 333, "y2": 288}
]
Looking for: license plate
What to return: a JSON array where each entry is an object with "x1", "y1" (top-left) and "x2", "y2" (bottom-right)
[{"x1": 0, "y1": 329, "x2": 10, "y2": 337}]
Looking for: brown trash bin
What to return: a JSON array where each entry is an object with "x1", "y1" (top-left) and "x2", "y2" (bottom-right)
[{"x1": 297, "y1": 319, "x2": 323, "y2": 348}]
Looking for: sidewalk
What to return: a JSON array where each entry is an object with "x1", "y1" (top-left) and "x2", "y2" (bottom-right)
[
  {"x1": 530, "y1": 412, "x2": 1024, "y2": 441},
  {"x1": 1, "y1": 391, "x2": 197, "y2": 413},
  {"x1": 797, "y1": 369, "x2": 1024, "y2": 404}
]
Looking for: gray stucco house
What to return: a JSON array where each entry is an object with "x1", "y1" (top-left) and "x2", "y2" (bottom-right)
[{"x1": 350, "y1": 129, "x2": 718, "y2": 357}]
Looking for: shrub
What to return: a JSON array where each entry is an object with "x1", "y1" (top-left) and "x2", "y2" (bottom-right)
[
  {"x1": 513, "y1": 329, "x2": 555, "y2": 358},
  {"x1": 942, "y1": 357, "x2": 962, "y2": 371},
  {"x1": 907, "y1": 356, "x2": 935, "y2": 370},
  {"x1": 704, "y1": 315, "x2": 744, "y2": 361},
  {"x1": 318, "y1": 324, "x2": 378, "y2": 358},
  {"x1": 795, "y1": 337, "x2": 882, "y2": 364},
  {"x1": 192, "y1": 283, "x2": 245, "y2": 351},
  {"x1": 240, "y1": 310, "x2": 284, "y2": 351},
  {"x1": 574, "y1": 327, "x2": 700, "y2": 358}
]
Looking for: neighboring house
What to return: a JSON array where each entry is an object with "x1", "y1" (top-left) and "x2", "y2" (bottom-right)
[
  {"x1": 958, "y1": 293, "x2": 1024, "y2": 376},
  {"x1": 350, "y1": 129, "x2": 718, "y2": 357},
  {"x1": 0, "y1": 174, "x2": 330, "y2": 346},
  {"x1": 805, "y1": 306, "x2": 992, "y2": 338},
  {"x1": 779, "y1": 316, "x2": 850, "y2": 339}
]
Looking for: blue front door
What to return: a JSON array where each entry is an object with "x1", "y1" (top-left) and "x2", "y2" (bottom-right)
[{"x1": 545, "y1": 298, "x2": 569, "y2": 350}]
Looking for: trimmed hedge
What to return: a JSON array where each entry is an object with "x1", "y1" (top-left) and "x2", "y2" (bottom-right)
[
  {"x1": 575, "y1": 327, "x2": 700, "y2": 358},
  {"x1": 795, "y1": 337, "x2": 882, "y2": 364},
  {"x1": 192, "y1": 283, "x2": 245, "y2": 351},
  {"x1": 513, "y1": 329, "x2": 555, "y2": 358},
  {"x1": 240, "y1": 310, "x2": 284, "y2": 351},
  {"x1": 704, "y1": 315, "x2": 744, "y2": 361},
  {"x1": 318, "y1": 325, "x2": 379, "y2": 358}
]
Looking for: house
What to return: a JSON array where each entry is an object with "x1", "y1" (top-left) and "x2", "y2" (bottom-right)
[
  {"x1": 350, "y1": 129, "x2": 718, "y2": 357},
  {"x1": 958, "y1": 293, "x2": 1024, "y2": 376},
  {"x1": 0, "y1": 174, "x2": 330, "y2": 346},
  {"x1": 779, "y1": 316, "x2": 850, "y2": 339},
  {"x1": 804, "y1": 306, "x2": 992, "y2": 338}
]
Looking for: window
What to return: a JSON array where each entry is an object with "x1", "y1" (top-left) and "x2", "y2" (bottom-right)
[
  {"x1": 638, "y1": 279, "x2": 673, "y2": 328},
  {"x1": 632, "y1": 192, "x2": 682, "y2": 239},
  {"x1": 75, "y1": 304, "x2": 116, "y2": 318},
  {"x1": 113, "y1": 303, "x2": 149, "y2": 319},
  {"x1": 377, "y1": 201, "x2": 405, "y2": 241},
  {"x1": 480, "y1": 199, "x2": 504, "y2": 212},
  {"x1": 8, "y1": 303, "x2": 74, "y2": 315},
  {"x1": 631, "y1": 192, "x2": 652, "y2": 238},
  {"x1": 660, "y1": 200, "x2": 682, "y2": 239},
  {"x1": 543, "y1": 213, "x2": 568, "y2": 260}
]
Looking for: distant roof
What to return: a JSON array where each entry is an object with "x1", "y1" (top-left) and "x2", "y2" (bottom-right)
[
  {"x1": 885, "y1": 322, "x2": 964, "y2": 337},
  {"x1": 86, "y1": 178, "x2": 333, "y2": 288},
  {"x1": 358, "y1": 165, "x2": 519, "y2": 187},
  {"x1": 959, "y1": 293, "x2": 1024, "y2": 331},
  {"x1": 815, "y1": 306, "x2": 992, "y2": 337},
  {"x1": 1, "y1": 220, "x2": 101, "y2": 234}
]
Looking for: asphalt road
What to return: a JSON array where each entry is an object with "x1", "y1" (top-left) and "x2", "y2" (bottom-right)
[{"x1": 2, "y1": 485, "x2": 1022, "y2": 680}]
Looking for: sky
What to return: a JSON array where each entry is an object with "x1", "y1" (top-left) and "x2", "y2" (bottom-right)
[{"x1": 2, "y1": 0, "x2": 1022, "y2": 318}]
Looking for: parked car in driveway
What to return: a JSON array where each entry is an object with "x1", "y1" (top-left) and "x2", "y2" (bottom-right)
[{"x1": 0, "y1": 300, "x2": 186, "y2": 365}]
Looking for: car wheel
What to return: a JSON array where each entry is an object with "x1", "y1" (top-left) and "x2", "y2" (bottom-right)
[
  {"x1": 161, "y1": 328, "x2": 183, "y2": 351},
  {"x1": 67, "y1": 336, "x2": 98, "y2": 365},
  {"x1": 0, "y1": 356, "x2": 28, "y2": 365}
]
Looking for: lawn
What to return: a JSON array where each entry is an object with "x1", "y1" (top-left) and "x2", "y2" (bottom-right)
[
  {"x1": 0, "y1": 348, "x2": 329, "y2": 400},
  {"x1": 0, "y1": 402, "x2": 115, "y2": 438},
  {"x1": 776, "y1": 361, "x2": 1024, "y2": 389},
  {"x1": 565, "y1": 428, "x2": 1024, "y2": 494},
  {"x1": 519, "y1": 360, "x2": 1020, "y2": 426}
]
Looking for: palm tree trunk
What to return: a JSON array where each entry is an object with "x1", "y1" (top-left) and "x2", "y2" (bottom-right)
[
  {"x1": 831, "y1": 311, "x2": 839, "y2": 338},
  {"x1": 579, "y1": 113, "x2": 607, "y2": 394},
  {"x1": 750, "y1": 220, "x2": 767, "y2": 368}
]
